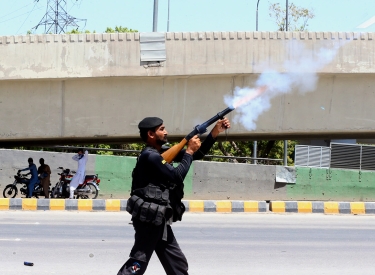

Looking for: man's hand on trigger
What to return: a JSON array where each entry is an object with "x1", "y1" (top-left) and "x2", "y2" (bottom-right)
[
  {"x1": 211, "y1": 118, "x2": 231, "y2": 138},
  {"x1": 186, "y1": 135, "x2": 201, "y2": 155}
]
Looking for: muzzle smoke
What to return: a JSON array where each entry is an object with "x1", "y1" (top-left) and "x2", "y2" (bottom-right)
[{"x1": 224, "y1": 41, "x2": 340, "y2": 131}]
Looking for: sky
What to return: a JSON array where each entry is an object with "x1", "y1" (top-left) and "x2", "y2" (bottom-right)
[{"x1": 0, "y1": 0, "x2": 374, "y2": 36}]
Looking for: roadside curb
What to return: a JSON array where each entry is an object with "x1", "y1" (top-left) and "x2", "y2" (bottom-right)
[
  {"x1": 0, "y1": 198, "x2": 267, "y2": 212},
  {"x1": 270, "y1": 201, "x2": 375, "y2": 214},
  {"x1": 0, "y1": 198, "x2": 374, "y2": 214}
]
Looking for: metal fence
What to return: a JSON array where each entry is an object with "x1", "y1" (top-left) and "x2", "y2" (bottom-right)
[
  {"x1": 43, "y1": 146, "x2": 283, "y2": 164},
  {"x1": 295, "y1": 143, "x2": 375, "y2": 171},
  {"x1": 330, "y1": 142, "x2": 375, "y2": 171},
  {"x1": 294, "y1": 145, "x2": 331, "y2": 168}
]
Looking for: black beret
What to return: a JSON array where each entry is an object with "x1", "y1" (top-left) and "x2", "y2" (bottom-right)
[{"x1": 138, "y1": 117, "x2": 163, "y2": 130}]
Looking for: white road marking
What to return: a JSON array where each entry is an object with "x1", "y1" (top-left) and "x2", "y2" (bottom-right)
[{"x1": 0, "y1": 238, "x2": 21, "y2": 241}]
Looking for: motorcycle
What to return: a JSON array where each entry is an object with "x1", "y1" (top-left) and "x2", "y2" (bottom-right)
[
  {"x1": 3, "y1": 172, "x2": 51, "y2": 198},
  {"x1": 51, "y1": 167, "x2": 100, "y2": 199}
]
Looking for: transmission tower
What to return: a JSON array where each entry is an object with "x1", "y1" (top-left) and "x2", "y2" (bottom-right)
[{"x1": 32, "y1": 0, "x2": 86, "y2": 34}]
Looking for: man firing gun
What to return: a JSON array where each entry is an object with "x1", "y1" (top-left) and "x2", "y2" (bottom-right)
[{"x1": 118, "y1": 113, "x2": 231, "y2": 275}]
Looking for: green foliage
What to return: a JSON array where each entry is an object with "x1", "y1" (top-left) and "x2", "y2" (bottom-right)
[
  {"x1": 11, "y1": 140, "x2": 297, "y2": 165},
  {"x1": 66, "y1": 25, "x2": 137, "y2": 34},
  {"x1": 92, "y1": 144, "x2": 113, "y2": 155},
  {"x1": 105, "y1": 26, "x2": 138, "y2": 33},
  {"x1": 208, "y1": 140, "x2": 296, "y2": 165},
  {"x1": 269, "y1": 1, "x2": 315, "y2": 31},
  {"x1": 65, "y1": 28, "x2": 92, "y2": 34},
  {"x1": 68, "y1": 144, "x2": 143, "y2": 156}
]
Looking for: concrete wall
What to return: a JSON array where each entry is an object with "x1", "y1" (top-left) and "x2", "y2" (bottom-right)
[
  {"x1": 1, "y1": 31, "x2": 374, "y2": 79},
  {"x1": 192, "y1": 162, "x2": 285, "y2": 200},
  {"x1": 0, "y1": 149, "x2": 278, "y2": 200},
  {"x1": 2, "y1": 74, "x2": 375, "y2": 144},
  {"x1": 289, "y1": 167, "x2": 375, "y2": 201},
  {"x1": 1, "y1": 32, "x2": 375, "y2": 144},
  {"x1": 2, "y1": 149, "x2": 375, "y2": 202}
]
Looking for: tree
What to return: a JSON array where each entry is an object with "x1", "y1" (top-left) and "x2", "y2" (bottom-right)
[
  {"x1": 66, "y1": 26, "x2": 137, "y2": 34},
  {"x1": 269, "y1": 2, "x2": 315, "y2": 31},
  {"x1": 208, "y1": 140, "x2": 296, "y2": 165},
  {"x1": 105, "y1": 26, "x2": 138, "y2": 33},
  {"x1": 66, "y1": 28, "x2": 92, "y2": 34}
]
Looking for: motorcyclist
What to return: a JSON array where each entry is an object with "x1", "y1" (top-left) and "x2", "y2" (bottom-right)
[{"x1": 18, "y1": 158, "x2": 38, "y2": 198}]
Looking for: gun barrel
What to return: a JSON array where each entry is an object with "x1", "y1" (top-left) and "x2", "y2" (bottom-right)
[
  {"x1": 217, "y1": 106, "x2": 235, "y2": 119},
  {"x1": 199, "y1": 106, "x2": 235, "y2": 130}
]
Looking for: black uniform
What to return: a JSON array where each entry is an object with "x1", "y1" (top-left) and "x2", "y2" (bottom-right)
[{"x1": 118, "y1": 133, "x2": 217, "y2": 275}]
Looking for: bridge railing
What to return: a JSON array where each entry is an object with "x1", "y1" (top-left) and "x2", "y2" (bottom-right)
[
  {"x1": 295, "y1": 143, "x2": 375, "y2": 171},
  {"x1": 45, "y1": 146, "x2": 283, "y2": 165},
  {"x1": 330, "y1": 142, "x2": 375, "y2": 171},
  {"x1": 295, "y1": 145, "x2": 331, "y2": 168}
]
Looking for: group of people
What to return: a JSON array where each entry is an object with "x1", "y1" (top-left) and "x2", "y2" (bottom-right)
[
  {"x1": 17, "y1": 113, "x2": 230, "y2": 275},
  {"x1": 18, "y1": 157, "x2": 51, "y2": 198},
  {"x1": 18, "y1": 148, "x2": 89, "y2": 199}
]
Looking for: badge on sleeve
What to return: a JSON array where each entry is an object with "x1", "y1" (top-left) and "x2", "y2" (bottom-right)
[
  {"x1": 161, "y1": 160, "x2": 167, "y2": 164},
  {"x1": 131, "y1": 261, "x2": 141, "y2": 273}
]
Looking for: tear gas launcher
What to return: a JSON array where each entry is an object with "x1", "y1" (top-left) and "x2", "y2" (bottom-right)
[{"x1": 161, "y1": 106, "x2": 235, "y2": 163}]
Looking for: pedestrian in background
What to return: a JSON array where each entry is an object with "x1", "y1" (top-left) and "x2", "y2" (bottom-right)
[
  {"x1": 69, "y1": 148, "x2": 88, "y2": 199},
  {"x1": 38, "y1": 158, "x2": 51, "y2": 198}
]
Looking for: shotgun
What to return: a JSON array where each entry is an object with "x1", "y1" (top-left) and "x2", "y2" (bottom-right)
[{"x1": 161, "y1": 106, "x2": 235, "y2": 163}]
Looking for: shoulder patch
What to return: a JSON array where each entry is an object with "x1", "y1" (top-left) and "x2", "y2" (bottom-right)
[{"x1": 161, "y1": 160, "x2": 167, "y2": 164}]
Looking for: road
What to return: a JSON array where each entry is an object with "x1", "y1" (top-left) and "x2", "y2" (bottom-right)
[{"x1": 0, "y1": 211, "x2": 375, "y2": 275}]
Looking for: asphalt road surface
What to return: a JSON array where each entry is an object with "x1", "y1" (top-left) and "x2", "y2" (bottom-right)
[{"x1": 1, "y1": 211, "x2": 375, "y2": 275}]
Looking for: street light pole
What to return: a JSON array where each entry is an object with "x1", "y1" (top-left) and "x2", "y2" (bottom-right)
[
  {"x1": 253, "y1": 141, "x2": 257, "y2": 165},
  {"x1": 283, "y1": 0, "x2": 289, "y2": 163},
  {"x1": 256, "y1": 0, "x2": 260, "y2": 31},
  {"x1": 153, "y1": 0, "x2": 158, "y2": 32},
  {"x1": 285, "y1": 0, "x2": 288, "y2": 31},
  {"x1": 284, "y1": 140, "x2": 288, "y2": 166},
  {"x1": 167, "y1": 0, "x2": 170, "y2": 32},
  {"x1": 254, "y1": 0, "x2": 260, "y2": 165}
]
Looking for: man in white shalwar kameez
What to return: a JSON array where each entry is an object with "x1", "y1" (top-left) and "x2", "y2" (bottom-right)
[{"x1": 70, "y1": 149, "x2": 88, "y2": 199}]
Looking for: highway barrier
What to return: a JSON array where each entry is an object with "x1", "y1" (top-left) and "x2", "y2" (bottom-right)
[{"x1": 1, "y1": 198, "x2": 375, "y2": 214}]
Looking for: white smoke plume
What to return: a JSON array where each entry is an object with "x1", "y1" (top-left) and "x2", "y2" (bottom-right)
[{"x1": 224, "y1": 41, "x2": 340, "y2": 131}]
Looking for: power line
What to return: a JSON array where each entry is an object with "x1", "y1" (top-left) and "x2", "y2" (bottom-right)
[
  {"x1": 0, "y1": 2, "x2": 34, "y2": 20},
  {"x1": 68, "y1": 0, "x2": 83, "y2": 12},
  {"x1": 32, "y1": 0, "x2": 86, "y2": 34},
  {"x1": 16, "y1": 1, "x2": 39, "y2": 35},
  {"x1": 0, "y1": 6, "x2": 43, "y2": 24}
]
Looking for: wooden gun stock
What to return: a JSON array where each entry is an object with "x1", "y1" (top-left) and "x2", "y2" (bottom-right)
[
  {"x1": 161, "y1": 106, "x2": 235, "y2": 163},
  {"x1": 161, "y1": 138, "x2": 188, "y2": 163}
]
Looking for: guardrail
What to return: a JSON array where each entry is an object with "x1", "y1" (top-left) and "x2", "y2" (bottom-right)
[
  {"x1": 45, "y1": 146, "x2": 283, "y2": 165},
  {"x1": 295, "y1": 142, "x2": 375, "y2": 171},
  {"x1": 294, "y1": 145, "x2": 330, "y2": 168}
]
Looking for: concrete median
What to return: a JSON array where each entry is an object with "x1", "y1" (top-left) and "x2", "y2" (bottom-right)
[
  {"x1": 1, "y1": 198, "x2": 375, "y2": 214},
  {"x1": 269, "y1": 201, "x2": 375, "y2": 214},
  {"x1": 0, "y1": 198, "x2": 269, "y2": 212}
]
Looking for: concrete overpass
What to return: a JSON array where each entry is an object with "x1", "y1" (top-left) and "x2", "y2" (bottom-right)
[{"x1": 0, "y1": 31, "x2": 375, "y2": 145}]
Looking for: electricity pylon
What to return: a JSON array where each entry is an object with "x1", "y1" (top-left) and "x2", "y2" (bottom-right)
[{"x1": 32, "y1": 0, "x2": 86, "y2": 34}]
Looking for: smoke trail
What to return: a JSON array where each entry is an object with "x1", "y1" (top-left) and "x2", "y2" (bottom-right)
[{"x1": 224, "y1": 41, "x2": 340, "y2": 131}]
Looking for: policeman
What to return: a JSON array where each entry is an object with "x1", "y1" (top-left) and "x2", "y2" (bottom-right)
[{"x1": 118, "y1": 116, "x2": 230, "y2": 275}]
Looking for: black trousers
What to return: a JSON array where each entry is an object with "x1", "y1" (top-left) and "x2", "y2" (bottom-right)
[{"x1": 117, "y1": 219, "x2": 189, "y2": 275}]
